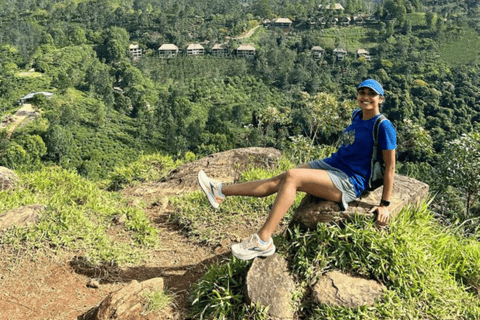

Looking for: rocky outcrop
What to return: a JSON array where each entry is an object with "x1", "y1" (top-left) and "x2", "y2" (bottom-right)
[
  {"x1": 246, "y1": 254, "x2": 295, "y2": 319},
  {"x1": 85, "y1": 278, "x2": 165, "y2": 320},
  {"x1": 0, "y1": 204, "x2": 44, "y2": 231},
  {"x1": 129, "y1": 147, "x2": 282, "y2": 197},
  {"x1": 0, "y1": 167, "x2": 19, "y2": 191},
  {"x1": 290, "y1": 174, "x2": 429, "y2": 229},
  {"x1": 312, "y1": 271, "x2": 384, "y2": 308}
]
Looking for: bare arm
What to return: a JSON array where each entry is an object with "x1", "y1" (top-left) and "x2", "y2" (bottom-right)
[{"x1": 376, "y1": 149, "x2": 396, "y2": 226}]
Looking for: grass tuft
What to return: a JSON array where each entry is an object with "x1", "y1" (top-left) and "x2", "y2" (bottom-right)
[{"x1": 143, "y1": 289, "x2": 174, "y2": 314}]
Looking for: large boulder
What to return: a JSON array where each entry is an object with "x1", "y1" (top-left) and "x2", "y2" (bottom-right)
[
  {"x1": 0, "y1": 167, "x2": 19, "y2": 191},
  {"x1": 312, "y1": 271, "x2": 384, "y2": 308},
  {"x1": 246, "y1": 254, "x2": 295, "y2": 319},
  {"x1": 0, "y1": 204, "x2": 44, "y2": 231},
  {"x1": 86, "y1": 277, "x2": 165, "y2": 320},
  {"x1": 127, "y1": 147, "x2": 282, "y2": 197},
  {"x1": 290, "y1": 174, "x2": 429, "y2": 229}
]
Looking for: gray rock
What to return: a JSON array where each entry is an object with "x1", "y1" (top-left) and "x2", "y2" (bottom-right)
[
  {"x1": 246, "y1": 254, "x2": 295, "y2": 319},
  {"x1": 290, "y1": 174, "x2": 429, "y2": 229},
  {"x1": 0, "y1": 167, "x2": 19, "y2": 191},
  {"x1": 0, "y1": 204, "x2": 44, "y2": 231},
  {"x1": 93, "y1": 277, "x2": 165, "y2": 320},
  {"x1": 312, "y1": 270, "x2": 384, "y2": 308},
  {"x1": 87, "y1": 279, "x2": 100, "y2": 289}
]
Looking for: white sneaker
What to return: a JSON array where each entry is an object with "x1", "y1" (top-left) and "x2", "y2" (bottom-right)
[
  {"x1": 197, "y1": 170, "x2": 225, "y2": 209},
  {"x1": 232, "y1": 234, "x2": 276, "y2": 260}
]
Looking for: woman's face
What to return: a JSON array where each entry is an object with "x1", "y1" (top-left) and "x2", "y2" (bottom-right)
[{"x1": 357, "y1": 87, "x2": 384, "y2": 112}]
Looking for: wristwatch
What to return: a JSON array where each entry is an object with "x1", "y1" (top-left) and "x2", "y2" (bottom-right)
[{"x1": 380, "y1": 199, "x2": 390, "y2": 207}]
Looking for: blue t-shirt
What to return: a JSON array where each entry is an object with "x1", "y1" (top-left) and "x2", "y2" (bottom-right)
[{"x1": 323, "y1": 110, "x2": 397, "y2": 196}]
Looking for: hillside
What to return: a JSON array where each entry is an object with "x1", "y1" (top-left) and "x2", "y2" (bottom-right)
[
  {"x1": 1, "y1": 149, "x2": 479, "y2": 319},
  {"x1": 1, "y1": 0, "x2": 480, "y2": 318}
]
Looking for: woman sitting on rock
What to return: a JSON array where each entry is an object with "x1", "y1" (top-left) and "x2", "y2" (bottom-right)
[{"x1": 198, "y1": 79, "x2": 397, "y2": 261}]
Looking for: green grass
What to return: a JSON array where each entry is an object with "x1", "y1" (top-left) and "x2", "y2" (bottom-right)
[
  {"x1": 102, "y1": 152, "x2": 181, "y2": 191},
  {"x1": 407, "y1": 12, "x2": 427, "y2": 27},
  {"x1": 191, "y1": 200, "x2": 480, "y2": 319},
  {"x1": 438, "y1": 27, "x2": 480, "y2": 67},
  {"x1": 143, "y1": 289, "x2": 174, "y2": 314},
  {"x1": 0, "y1": 166, "x2": 160, "y2": 265},
  {"x1": 189, "y1": 257, "x2": 270, "y2": 319},
  {"x1": 313, "y1": 27, "x2": 378, "y2": 52}
]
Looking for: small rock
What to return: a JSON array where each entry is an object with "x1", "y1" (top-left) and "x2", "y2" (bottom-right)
[
  {"x1": 0, "y1": 204, "x2": 44, "y2": 231},
  {"x1": 0, "y1": 167, "x2": 19, "y2": 191},
  {"x1": 87, "y1": 279, "x2": 100, "y2": 289},
  {"x1": 312, "y1": 270, "x2": 384, "y2": 308},
  {"x1": 91, "y1": 277, "x2": 165, "y2": 320}
]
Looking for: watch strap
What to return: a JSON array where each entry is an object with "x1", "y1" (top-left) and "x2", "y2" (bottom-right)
[{"x1": 380, "y1": 199, "x2": 390, "y2": 207}]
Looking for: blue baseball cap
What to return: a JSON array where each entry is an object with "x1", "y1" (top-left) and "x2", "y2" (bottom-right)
[{"x1": 358, "y1": 79, "x2": 384, "y2": 96}]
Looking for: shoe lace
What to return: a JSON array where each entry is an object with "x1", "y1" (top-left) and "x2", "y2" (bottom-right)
[{"x1": 240, "y1": 235, "x2": 257, "y2": 250}]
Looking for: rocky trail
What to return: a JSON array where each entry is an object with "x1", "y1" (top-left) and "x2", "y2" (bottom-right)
[{"x1": 0, "y1": 148, "x2": 282, "y2": 320}]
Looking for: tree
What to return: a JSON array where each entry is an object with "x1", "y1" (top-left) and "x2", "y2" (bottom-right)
[
  {"x1": 43, "y1": 125, "x2": 74, "y2": 163},
  {"x1": 67, "y1": 26, "x2": 87, "y2": 46},
  {"x1": 397, "y1": 119, "x2": 435, "y2": 162},
  {"x1": 439, "y1": 131, "x2": 480, "y2": 218},
  {"x1": 1, "y1": 143, "x2": 28, "y2": 170},
  {"x1": 425, "y1": 11, "x2": 437, "y2": 30},
  {"x1": 291, "y1": 92, "x2": 356, "y2": 145},
  {"x1": 100, "y1": 27, "x2": 130, "y2": 63}
]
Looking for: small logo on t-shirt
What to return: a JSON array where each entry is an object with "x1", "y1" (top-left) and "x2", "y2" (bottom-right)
[{"x1": 342, "y1": 129, "x2": 355, "y2": 147}]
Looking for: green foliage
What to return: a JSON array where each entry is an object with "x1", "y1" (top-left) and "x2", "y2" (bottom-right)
[
  {"x1": 292, "y1": 92, "x2": 356, "y2": 143},
  {"x1": 397, "y1": 119, "x2": 435, "y2": 162},
  {"x1": 438, "y1": 131, "x2": 480, "y2": 218},
  {"x1": 289, "y1": 202, "x2": 480, "y2": 318},
  {"x1": 33, "y1": 44, "x2": 98, "y2": 88},
  {"x1": 0, "y1": 167, "x2": 159, "y2": 265},
  {"x1": 189, "y1": 257, "x2": 269, "y2": 319},
  {"x1": 1, "y1": 0, "x2": 480, "y2": 248}
]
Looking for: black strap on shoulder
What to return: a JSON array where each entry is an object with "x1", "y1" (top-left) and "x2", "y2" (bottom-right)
[
  {"x1": 373, "y1": 114, "x2": 387, "y2": 147},
  {"x1": 370, "y1": 114, "x2": 387, "y2": 189},
  {"x1": 351, "y1": 109, "x2": 363, "y2": 122}
]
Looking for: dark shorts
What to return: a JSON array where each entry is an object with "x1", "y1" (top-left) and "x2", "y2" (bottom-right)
[{"x1": 309, "y1": 160, "x2": 357, "y2": 210}]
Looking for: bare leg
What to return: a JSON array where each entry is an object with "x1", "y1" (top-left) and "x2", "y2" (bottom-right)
[
  {"x1": 222, "y1": 164, "x2": 343, "y2": 242},
  {"x1": 222, "y1": 164, "x2": 310, "y2": 198},
  {"x1": 257, "y1": 168, "x2": 342, "y2": 241}
]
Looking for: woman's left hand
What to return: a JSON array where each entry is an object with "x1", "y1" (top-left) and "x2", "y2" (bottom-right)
[
  {"x1": 376, "y1": 206, "x2": 390, "y2": 226},
  {"x1": 370, "y1": 205, "x2": 390, "y2": 227}
]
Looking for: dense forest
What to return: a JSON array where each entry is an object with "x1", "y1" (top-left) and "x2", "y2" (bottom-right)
[{"x1": 1, "y1": 0, "x2": 480, "y2": 235}]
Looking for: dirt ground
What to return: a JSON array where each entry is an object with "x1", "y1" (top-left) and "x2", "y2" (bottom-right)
[{"x1": 0, "y1": 193, "x2": 233, "y2": 320}]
